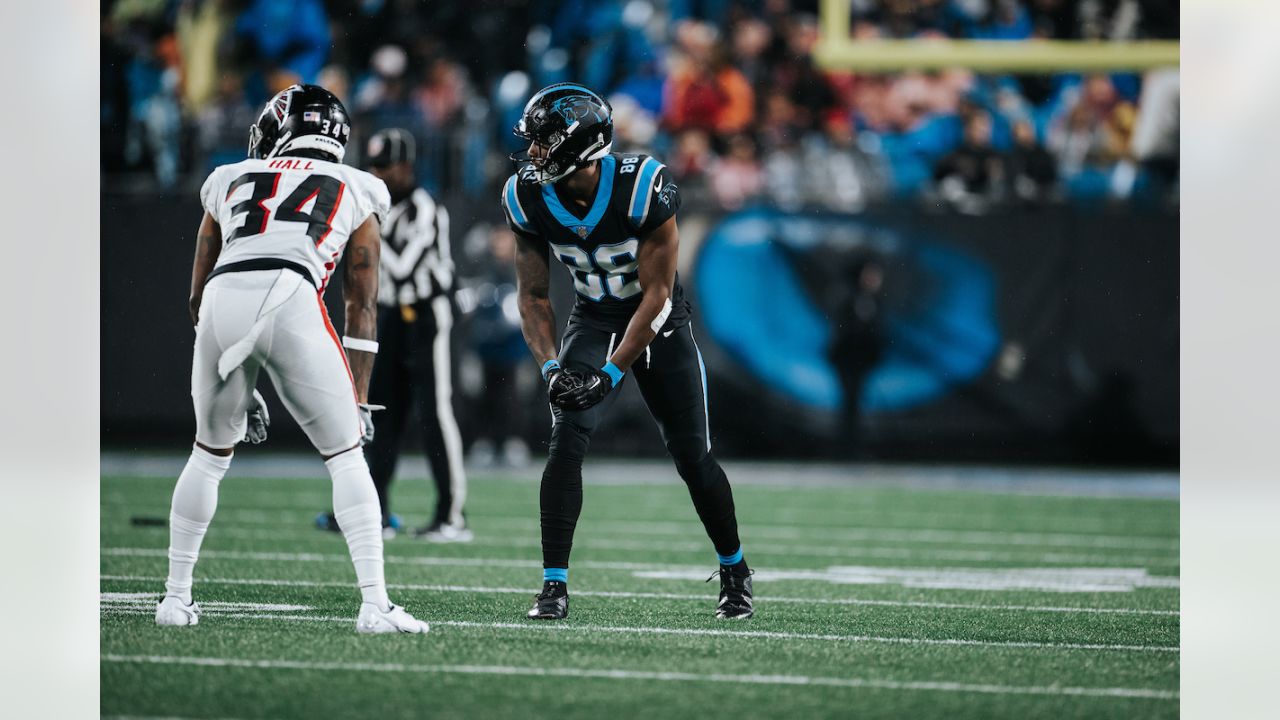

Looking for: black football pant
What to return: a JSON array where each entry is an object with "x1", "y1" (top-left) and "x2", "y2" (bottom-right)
[
  {"x1": 363, "y1": 298, "x2": 466, "y2": 526},
  {"x1": 540, "y1": 321, "x2": 742, "y2": 570}
]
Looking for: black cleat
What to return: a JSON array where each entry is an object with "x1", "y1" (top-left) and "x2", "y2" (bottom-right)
[
  {"x1": 316, "y1": 511, "x2": 402, "y2": 540},
  {"x1": 708, "y1": 567, "x2": 754, "y2": 620},
  {"x1": 315, "y1": 511, "x2": 341, "y2": 533},
  {"x1": 527, "y1": 581, "x2": 569, "y2": 620}
]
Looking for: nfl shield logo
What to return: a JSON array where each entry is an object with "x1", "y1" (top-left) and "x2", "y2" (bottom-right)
[{"x1": 576, "y1": 226, "x2": 589, "y2": 238}]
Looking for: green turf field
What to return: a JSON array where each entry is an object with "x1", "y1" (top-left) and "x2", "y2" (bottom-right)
[{"x1": 101, "y1": 464, "x2": 1179, "y2": 719}]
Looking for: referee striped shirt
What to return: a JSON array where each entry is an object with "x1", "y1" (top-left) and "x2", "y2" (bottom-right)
[{"x1": 377, "y1": 188, "x2": 453, "y2": 307}]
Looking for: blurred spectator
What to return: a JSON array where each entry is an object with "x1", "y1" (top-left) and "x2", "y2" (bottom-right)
[
  {"x1": 467, "y1": 226, "x2": 532, "y2": 468},
  {"x1": 414, "y1": 58, "x2": 471, "y2": 129},
  {"x1": 802, "y1": 110, "x2": 887, "y2": 212},
  {"x1": 663, "y1": 22, "x2": 754, "y2": 134},
  {"x1": 671, "y1": 129, "x2": 715, "y2": 182},
  {"x1": 709, "y1": 133, "x2": 765, "y2": 210},
  {"x1": 195, "y1": 71, "x2": 256, "y2": 173},
  {"x1": 1006, "y1": 119, "x2": 1059, "y2": 203},
  {"x1": 100, "y1": 0, "x2": 1178, "y2": 206},
  {"x1": 120, "y1": 22, "x2": 183, "y2": 187},
  {"x1": 764, "y1": 14, "x2": 835, "y2": 131},
  {"x1": 1046, "y1": 74, "x2": 1136, "y2": 197},
  {"x1": 1118, "y1": 67, "x2": 1179, "y2": 200},
  {"x1": 933, "y1": 111, "x2": 1004, "y2": 213},
  {"x1": 233, "y1": 0, "x2": 330, "y2": 93}
]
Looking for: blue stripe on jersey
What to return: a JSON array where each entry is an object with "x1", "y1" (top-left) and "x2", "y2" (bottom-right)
[
  {"x1": 504, "y1": 176, "x2": 533, "y2": 233},
  {"x1": 542, "y1": 155, "x2": 616, "y2": 236},
  {"x1": 629, "y1": 158, "x2": 663, "y2": 227}
]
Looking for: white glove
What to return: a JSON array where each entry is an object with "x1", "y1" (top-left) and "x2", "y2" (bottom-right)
[
  {"x1": 244, "y1": 389, "x2": 271, "y2": 444},
  {"x1": 358, "y1": 403, "x2": 386, "y2": 446}
]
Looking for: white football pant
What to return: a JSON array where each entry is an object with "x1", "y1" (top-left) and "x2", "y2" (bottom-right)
[{"x1": 192, "y1": 269, "x2": 362, "y2": 455}]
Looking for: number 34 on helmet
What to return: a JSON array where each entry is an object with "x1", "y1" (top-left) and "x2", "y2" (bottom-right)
[{"x1": 248, "y1": 84, "x2": 352, "y2": 164}]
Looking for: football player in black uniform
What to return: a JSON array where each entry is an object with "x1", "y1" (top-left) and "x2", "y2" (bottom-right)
[{"x1": 500, "y1": 83, "x2": 754, "y2": 621}]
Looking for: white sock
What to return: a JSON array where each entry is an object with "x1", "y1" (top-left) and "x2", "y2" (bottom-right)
[
  {"x1": 164, "y1": 444, "x2": 232, "y2": 603},
  {"x1": 326, "y1": 448, "x2": 391, "y2": 611}
]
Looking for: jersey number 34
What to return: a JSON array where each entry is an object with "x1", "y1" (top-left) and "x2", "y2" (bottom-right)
[{"x1": 225, "y1": 172, "x2": 346, "y2": 244}]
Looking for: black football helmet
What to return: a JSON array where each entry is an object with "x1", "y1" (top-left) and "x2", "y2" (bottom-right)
[
  {"x1": 248, "y1": 84, "x2": 352, "y2": 163},
  {"x1": 511, "y1": 83, "x2": 613, "y2": 184}
]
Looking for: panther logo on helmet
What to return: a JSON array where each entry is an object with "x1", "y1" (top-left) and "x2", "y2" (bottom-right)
[{"x1": 511, "y1": 83, "x2": 614, "y2": 185}]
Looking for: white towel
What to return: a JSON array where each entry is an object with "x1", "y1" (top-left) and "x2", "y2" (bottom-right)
[{"x1": 215, "y1": 271, "x2": 307, "y2": 380}]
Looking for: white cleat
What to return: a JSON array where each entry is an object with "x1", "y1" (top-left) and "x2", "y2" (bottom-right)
[
  {"x1": 155, "y1": 595, "x2": 201, "y2": 626},
  {"x1": 356, "y1": 603, "x2": 430, "y2": 634}
]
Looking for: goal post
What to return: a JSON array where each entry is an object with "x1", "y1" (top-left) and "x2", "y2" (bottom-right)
[{"x1": 814, "y1": 0, "x2": 1179, "y2": 72}]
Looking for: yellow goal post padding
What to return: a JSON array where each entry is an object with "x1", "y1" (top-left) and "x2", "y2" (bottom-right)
[{"x1": 814, "y1": 0, "x2": 1179, "y2": 72}]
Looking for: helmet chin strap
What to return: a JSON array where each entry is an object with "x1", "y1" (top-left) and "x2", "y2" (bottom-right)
[{"x1": 264, "y1": 130, "x2": 293, "y2": 160}]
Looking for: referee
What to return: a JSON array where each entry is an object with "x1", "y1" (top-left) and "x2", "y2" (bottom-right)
[{"x1": 316, "y1": 128, "x2": 470, "y2": 542}]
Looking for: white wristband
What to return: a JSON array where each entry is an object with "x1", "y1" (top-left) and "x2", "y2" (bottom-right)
[
  {"x1": 650, "y1": 297, "x2": 673, "y2": 334},
  {"x1": 342, "y1": 336, "x2": 379, "y2": 354}
]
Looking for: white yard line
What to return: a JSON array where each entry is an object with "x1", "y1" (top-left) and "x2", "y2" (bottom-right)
[
  {"x1": 101, "y1": 547, "x2": 1181, "y2": 593},
  {"x1": 109, "y1": 505, "x2": 1179, "y2": 552},
  {"x1": 100, "y1": 653, "x2": 1178, "y2": 700},
  {"x1": 122, "y1": 525, "x2": 1179, "y2": 567},
  {"x1": 99, "y1": 607, "x2": 1176, "y2": 654},
  {"x1": 100, "y1": 574, "x2": 1180, "y2": 616}
]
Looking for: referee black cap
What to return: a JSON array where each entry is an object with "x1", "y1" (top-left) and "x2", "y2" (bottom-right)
[{"x1": 365, "y1": 128, "x2": 416, "y2": 168}]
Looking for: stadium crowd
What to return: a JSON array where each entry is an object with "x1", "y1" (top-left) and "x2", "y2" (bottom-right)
[{"x1": 102, "y1": 0, "x2": 1179, "y2": 208}]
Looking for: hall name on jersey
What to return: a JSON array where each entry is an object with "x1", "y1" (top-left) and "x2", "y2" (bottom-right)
[{"x1": 267, "y1": 158, "x2": 319, "y2": 171}]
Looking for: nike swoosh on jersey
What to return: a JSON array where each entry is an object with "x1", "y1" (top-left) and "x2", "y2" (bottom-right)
[{"x1": 662, "y1": 329, "x2": 675, "y2": 337}]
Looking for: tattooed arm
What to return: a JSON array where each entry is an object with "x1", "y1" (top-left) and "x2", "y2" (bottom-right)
[
  {"x1": 189, "y1": 212, "x2": 224, "y2": 325},
  {"x1": 342, "y1": 215, "x2": 382, "y2": 403},
  {"x1": 514, "y1": 233, "x2": 558, "y2": 368}
]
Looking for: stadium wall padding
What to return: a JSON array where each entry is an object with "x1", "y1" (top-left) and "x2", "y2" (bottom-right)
[{"x1": 102, "y1": 194, "x2": 1176, "y2": 466}]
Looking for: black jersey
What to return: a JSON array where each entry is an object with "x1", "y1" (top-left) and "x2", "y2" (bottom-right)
[{"x1": 500, "y1": 152, "x2": 691, "y2": 333}]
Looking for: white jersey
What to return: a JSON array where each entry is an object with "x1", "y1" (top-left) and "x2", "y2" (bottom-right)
[{"x1": 200, "y1": 156, "x2": 391, "y2": 291}]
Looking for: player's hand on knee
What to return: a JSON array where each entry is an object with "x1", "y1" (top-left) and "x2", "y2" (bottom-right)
[
  {"x1": 559, "y1": 363, "x2": 623, "y2": 411},
  {"x1": 547, "y1": 370, "x2": 583, "y2": 408},
  {"x1": 243, "y1": 389, "x2": 271, "y2": 444},
  {"x1": 358, "y1": 403, "x2": 386, "y2": 445},
  {"x1": 543, "y1": 360, "x2": 581, "y2": 408}
]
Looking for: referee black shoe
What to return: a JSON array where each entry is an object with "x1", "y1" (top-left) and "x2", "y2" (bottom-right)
[
  {"x1": 527, "y1": 581, "x2": 569, "y2": 620},
  {"x1": 708, "y1": 567, "x2": 754, "y2": 620}
]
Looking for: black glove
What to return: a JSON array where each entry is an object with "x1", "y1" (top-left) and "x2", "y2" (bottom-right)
[
  {"x1": 243, "y1": 389, "x2": 271, "y2": 444},
  {"x1": 547, "y1": 368, "x2": 582, "y2": 407},
  {"x1": 558, "y1": 363, "x2": 622, "y2": 411},
  {"x1": 358, "y1": 403, "x2": 386, "y2": 445}
]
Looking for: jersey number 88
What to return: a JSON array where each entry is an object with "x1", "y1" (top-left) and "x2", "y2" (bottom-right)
[{"x1": 549, "y1": 238, "x2": 641, "y2": 301}]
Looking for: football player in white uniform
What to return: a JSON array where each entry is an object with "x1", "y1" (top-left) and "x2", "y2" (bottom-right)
[{"x1": 154, "y1": 84, "x2": 429, "y2": 634}]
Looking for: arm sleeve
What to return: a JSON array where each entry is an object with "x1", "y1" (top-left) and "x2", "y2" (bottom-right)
[
  {"x1": 629, "y1": 162, "x2": 681, "y2": 235},
  {"x1": 500, "y1": 174, "x2": 538, "y2": 238}
]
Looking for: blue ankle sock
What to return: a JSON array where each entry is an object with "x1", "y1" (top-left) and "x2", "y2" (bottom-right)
[
  {"x1": 717, "y1": 546, "x2": 745, "y2": 570},
  {"x1": 543, "y1": 567, "x2": 568, "y2": 584}
]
